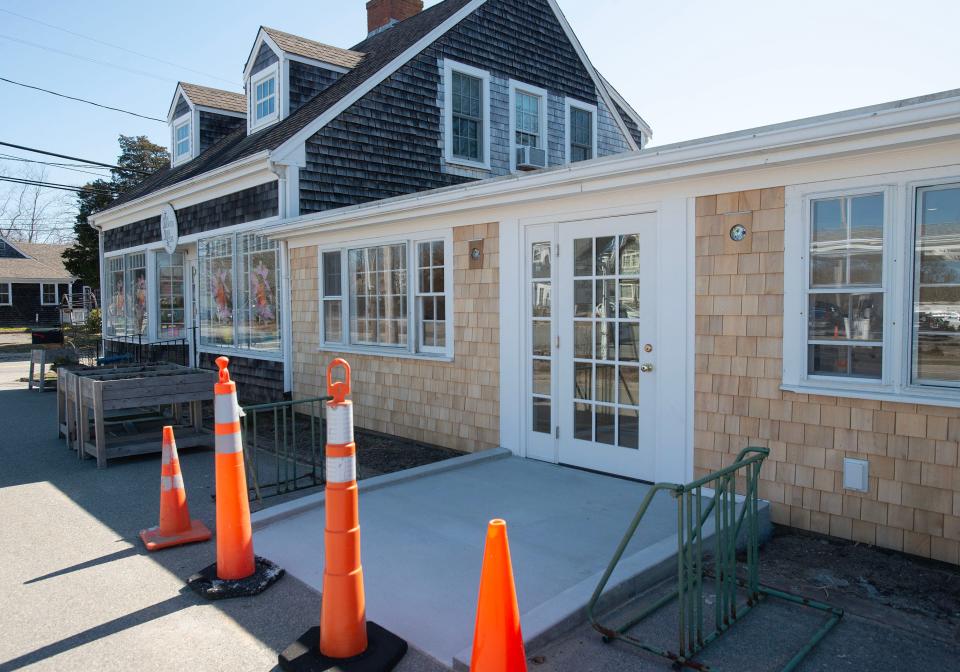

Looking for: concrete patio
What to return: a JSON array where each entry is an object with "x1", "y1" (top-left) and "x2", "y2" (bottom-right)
[{"x1": 253, "y1": 450, "x2": 770, "y2": 669}]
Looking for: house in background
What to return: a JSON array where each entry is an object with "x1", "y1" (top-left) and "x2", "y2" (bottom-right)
[
  {"x1": 0, "y1": 237, "x2": 81, "y2": 327},
  {"x1": 88, "y1": 0, "x2": 649, "y2": 401}
]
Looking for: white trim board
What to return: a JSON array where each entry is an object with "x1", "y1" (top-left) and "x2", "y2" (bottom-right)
[
  {"x1": 564, "y1": 97, "x2": 599, "y2": 163},
  {"x1": 508, "y1": 80, "x2": 549, "y2": 173},
  {"x1": 442, "y1": 59, "x2": 492, "y2": 171}
]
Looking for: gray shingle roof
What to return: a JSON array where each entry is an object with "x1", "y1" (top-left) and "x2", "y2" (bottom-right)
[
  {"x1": 262, "y1": 27, "x2": 366, "y2": 69},
  {"x1": 179, "y1": 82, "x2": 247, "y2": 115},
  {"x1": 108, "y1": 0, "x2": 474, "y2": 210},
  {"x1": 0, "y1": 241, "x2": 73, "y2": 280}
]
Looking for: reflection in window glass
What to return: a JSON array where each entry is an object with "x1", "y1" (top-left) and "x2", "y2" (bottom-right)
[
  {"x1": 199, "y1": 237, "x2": 234, "y2": 346},
  {"x1": 417, "y1": 241, "x2": 446, "y2": 350},
  {"x1": 914, "y1": 184, "x2": 960, "y2": 384},
  {"x1": 106, "y1": 257, "x2": 126, "y2": 337},
  {"x1": 515, "y1": 91, "x2": 541, "y2": 149},
  {"x1": 569, "y1": 106, "x2": 593, "y2": 162},
  {"x1": 323, "y1": 251, "x2": 343, "y2": 344},
  {"x1": 452, "y1": 71, "x2": 483, "y2": 161},
  {"x1": 238, "y1": 234, "x2": 280, "y2": 351},
  {"x1": 808, "y1": 193, "x2": 884, "y2": 378},
  {"x1": 125, "y1": 253, "x2": 147, "y2": 336},
  {"x1": 349, "y1": 244, "x2": 407, "y2": 347},
  {"x1": 157, "y1": 252, "x2": 185, "y2": 339}
]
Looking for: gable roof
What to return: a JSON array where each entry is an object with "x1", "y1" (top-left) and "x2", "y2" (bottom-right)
[
  {"x1": 180, "y1": 82, "x2": 247, "y2": 115},
  {"x1": 0, "y1": 240, "x2": 74, "y2": 281},
  {"x1": 261, "y1": 27, "x2": 366, "y2": 69},
  {"x1": 103, "y1": 0, "x2": 643, "y2": 214}
]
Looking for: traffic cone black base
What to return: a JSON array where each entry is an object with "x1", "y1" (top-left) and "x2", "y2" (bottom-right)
[
  {"x1": 186, "y1": 555, "x2": 284, "y2": 600},
  {"x1": 278, "y1": 622, "x2": 407, "y2": 672}
]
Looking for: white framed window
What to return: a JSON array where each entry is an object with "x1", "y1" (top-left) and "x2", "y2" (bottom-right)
[
  {"x1": 565, "y1": 98, "x2": 598, "y2": 164},
  {"x1": 249, "y1": 63, "x2": 280, "y2": 131},
  {"x1": 319, "y1": 231, "x2": 454, "y2": 359},
  {"x1": 170, "y1": 113, "x2": 193, "y2": 166},
  {"x1": 0, "y1": 282, "x2": 11, "y2": 305},
  {"x1": 40, "y1": 282, "x2": 58, "y2": 306},
  {"x1": 443, "y1": 60, "x2": 490, "y2": 170},
  {"x1": 197, "y1": 232, "x2": 281, "y2": 356},
  {"x1": 156, "y1": 251, "x2": 185, "y2": 339},
  {"x1": 784, "y1": 169, "x2": 960, "y2": 406},
  {"x1": 103, "y1": 252, "x2": 148, "y2": 337},
  {"x1": 509, "y1": 81, "x2": 548, "y2": 172}
]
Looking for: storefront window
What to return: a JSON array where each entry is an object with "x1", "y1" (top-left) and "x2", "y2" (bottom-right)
[
  {"x1": 238, "y1": 234, "x2": 280, "y2": 351},
  {"x1": 105, "y1": 257, "x2": 126, "y2": 337},
  {"x1": 157, "y1": 252, "x2": 185, "y2": 339},
  {"x1": 199, "y1": 236, "x2": 234, "y2": 346},
  {"x1": 125, "y1": 252, "x2": 148, "y2": 336},
  {"x1": 197, "y1": 233, "x2": 280, "y2": 353}
]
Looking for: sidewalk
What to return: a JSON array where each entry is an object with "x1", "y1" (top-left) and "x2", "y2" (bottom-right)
[{"x1": 0, "y1": 386, "x2": 444, "y2": 672}]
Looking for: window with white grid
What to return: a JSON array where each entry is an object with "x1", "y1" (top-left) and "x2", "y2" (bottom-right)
[{"x1": 416, "y1": 240, "x2": 446, "y2": 351}]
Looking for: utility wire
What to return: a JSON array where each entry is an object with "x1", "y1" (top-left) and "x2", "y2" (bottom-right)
[
  {"x1": 0, "y1": 154, "x2": 115, "y2": 179},
  {"x1": 0, "y1": 153, "x2": 111, "y2": 170},
  {"x1": 0, "y1": 176, "x2": 116, "y2": 196},
  {"x1": 0, "y1": 8, "x2": 237, "y2": 86},
  {"x1": 0, "y1": 142, "x2": 150, "y2": 175},
  {"x1": 0, "y1": 33, "x2": 177, "y2": 84},
  {"x1": 0, "y1": 76, "x2": 165, "y2": 123}
]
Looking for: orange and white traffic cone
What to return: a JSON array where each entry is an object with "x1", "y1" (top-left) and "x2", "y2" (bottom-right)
[
  {"x1": 139, "y1": 426, "x2": 211, "y2": 551},
  {"x1": 470, "y1": 519, "x2": 527, "y2": 672},
  {"x1": 187, "y1": 356, "x2": 283, "y2": 599},
  {"x1": 279, "y1": 358, "x2": 407, "y2": 672}
]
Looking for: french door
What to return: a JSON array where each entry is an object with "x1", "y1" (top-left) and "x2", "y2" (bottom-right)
[{"x1": 524, "y1": 214, "x2": 658, "y2": 480}]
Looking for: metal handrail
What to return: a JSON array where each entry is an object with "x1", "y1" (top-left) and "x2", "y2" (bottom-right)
[{"x1": 587, "y1": 445, "x2": 843, "y2": 671}]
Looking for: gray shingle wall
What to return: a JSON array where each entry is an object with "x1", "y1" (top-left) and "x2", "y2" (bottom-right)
[
  {"x1": 199, "y1": 351, "x2": 284, "y2": 403},
  {"x1": 0, "y1": 241, "x2": 25, "y2": 259},
  {"x1": 289, "y1": 61, "x2": 342, "y2": 115},
  {"x1": 598, "y1": 99, "x2": 632, "y2": 155},
  {"x1": 199, "y1": 112, "x2": 245, "y2": 155},
  {"x1": 0, "y1": 282, "x2": 62, "y2": 327},
  {"x1": 251, "y1": 42, "x2": 279, "y2": 75},
  {"x1": 548, "y1": 93, "x2": 565, "y2": 166},
  {"x1": 103, "y1": 182, "x2": 278, "y2": 252},
  {"x1": 174, "y1": 95, "x2": 190, "y2": 119}
]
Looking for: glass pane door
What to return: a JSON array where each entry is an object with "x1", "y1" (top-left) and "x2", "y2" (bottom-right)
[{"x1": 525, "y1": 224, "x2": 558, "y2": 462}]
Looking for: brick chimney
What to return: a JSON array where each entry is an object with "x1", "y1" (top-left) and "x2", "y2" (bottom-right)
[{"x1": 366, "y1": 0, "x2": 423, "y2": 36}]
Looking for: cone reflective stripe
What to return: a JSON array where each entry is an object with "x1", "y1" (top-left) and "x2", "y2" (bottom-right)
[
  {"x1": 139, "y1": 426, "x2": 211, "y2": 551},
  {"x1": 470, "y1": 519, "x2": 527, "y2": 672},
  {"x1": 214, "y1": 356, "x2": 255, "y2": 580},
  {"x1": 319, "y1": 358, "x2": 369, "y2": 659}
]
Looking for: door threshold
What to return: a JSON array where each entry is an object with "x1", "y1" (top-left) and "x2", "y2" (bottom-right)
[{"x1": 558, "y1": 462, "x2": 653, "y2": 486}]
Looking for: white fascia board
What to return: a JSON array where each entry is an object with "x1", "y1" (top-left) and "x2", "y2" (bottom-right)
[
  {"x1": 544, "y1": 0, "x2": 639, "y2": 152},
  {"x1": 284, "y1": 52, "x2": 351, "y2": 75},
  {"x1": 265, "y1": 92, "x2": 960, "y2": 239},
  {"x1": 598, "y1": 72, "x2": 653, "y2": 141},
  {"x1": 89, "y1": 151, "x2": 274, "y2": 230},
  {"x1": 270, "y1": 0, "x2": 489, "y2": 164},
  {"x1": 194, "y1": 104, "x2": 247, "y2": 119},
  {"x1": 0, "y1": 276, "x2": 75, "y2": 284},
  {"x1": 167, "y1": 83, "x2": 191, "y2": 123},
  {"x1": 243, "y1": 29, "x2": 283, "y2": 80}
]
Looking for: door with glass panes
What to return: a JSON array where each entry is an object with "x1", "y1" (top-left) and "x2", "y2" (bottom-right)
[{"x1": 524, "y1": 215, "x2": 658, "y2": 480}]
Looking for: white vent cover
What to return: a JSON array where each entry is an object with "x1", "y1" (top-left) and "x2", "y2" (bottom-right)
[{"x1": 842, "y1": 458, "x2": 869, "y2": 492}]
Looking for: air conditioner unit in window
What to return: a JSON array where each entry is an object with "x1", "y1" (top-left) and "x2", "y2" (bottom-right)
[{"x1": 516, "y1": 145, "x2": 547, "y2": 171}]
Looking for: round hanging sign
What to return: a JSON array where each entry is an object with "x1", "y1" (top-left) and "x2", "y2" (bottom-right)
[{"x1": 160, "y1": 204, "x2": 179, "y2": 254}]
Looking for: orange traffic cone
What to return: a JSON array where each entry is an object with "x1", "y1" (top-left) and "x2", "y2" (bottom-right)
[
  {"x1": 139, "y1": 426, "x2": 211, "y2": 551},
  {"x1": 470, "y1": 519, "x2": 527, "y2": 672},
  {"x1": 278, "y1": 358, "x2": 407, "y2": 672},
  {"x1": 187, "y1": 356, "x2": 283, "y2": 599}
]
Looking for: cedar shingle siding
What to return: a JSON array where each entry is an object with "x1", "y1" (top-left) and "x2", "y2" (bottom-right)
[
  {"x1": 300, "y1": 0, "x2": 607, "y2": 214},
  {"x1": 251, "y1": 42, "x2": 279, "y2": 75},
  {"x1": 174, "y1": 95, "x2": 190, "y2": 118},
  {"x1": 103, "y1": 182, "x2": 279, "y2": 252},
  {"x1": 288, "y1": 61, "x2": 343, "y2": 115},
  {"x1": 199, "y1": 112, "x2": 245, "y2": 155},
  {"x1": 199, "y1": 351, "x2": 284, "y2": 403},
  {"x1": 0, "y1": 281, "x2": 76, "y2": 327}
]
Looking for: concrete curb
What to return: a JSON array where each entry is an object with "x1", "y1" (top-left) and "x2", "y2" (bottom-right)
[
  {"x1": 251, "y1": 447, "x2": 513, "y2": 531},
  {"x1": 451, "y1": 498, "x2": 771, "y2": 671}
]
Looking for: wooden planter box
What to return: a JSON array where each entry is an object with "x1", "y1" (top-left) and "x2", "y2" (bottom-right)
[{"x1": 76, "y1": 365, "x2": 218, "y2": 468}]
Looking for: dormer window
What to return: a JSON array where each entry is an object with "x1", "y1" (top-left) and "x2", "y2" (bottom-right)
[
  {"x1": 174, "y1": 118, "x2": 191, "y2": 159},
  {"x1": 249, "y1": 64, "x2": 280, "y2": 131}
]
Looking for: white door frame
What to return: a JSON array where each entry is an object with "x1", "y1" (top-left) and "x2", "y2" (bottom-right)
[{"x1": 500, "y1": 198, "x2": 694, "y2": 484}]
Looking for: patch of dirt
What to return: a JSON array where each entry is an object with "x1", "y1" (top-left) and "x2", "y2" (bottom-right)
[
  {"x1": 353, "y1": 428, "x2": 464, "y2": 476},
  {"x1": 759, "y1": 526, "x2": 960, "y2": 642}
]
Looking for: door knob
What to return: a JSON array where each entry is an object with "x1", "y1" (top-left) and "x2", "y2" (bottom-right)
[{"x1": 640, "y1": 363, "x2": 654, "y2": 373}]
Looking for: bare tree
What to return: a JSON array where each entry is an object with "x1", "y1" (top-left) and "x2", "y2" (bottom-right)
[{"x1": 0, "y1": 166, "x2": 77, "y2": 244}]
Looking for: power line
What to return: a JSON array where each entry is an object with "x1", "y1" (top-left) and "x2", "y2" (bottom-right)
[
  {"x1": 0, "y1": 154, "x2": 114, "y2": 179},
  {"x1": 0, "y1": 142, "x2": 150, "y2": 175},
  {"x1": 0, "y1": 176, "x2": 116, "y2": 196},
  {"x1": 0, "y1": 8, "x2": 237, "y2": 86},
  {"x1": 0, "y1": 33, "x2": 177, "y2": 84},
  {"x1": 0, "y1": 153, "x2": 111, "y2": 170},
  {"x1": 0, "y1": 76, "x2": 165, "y2": 123}
]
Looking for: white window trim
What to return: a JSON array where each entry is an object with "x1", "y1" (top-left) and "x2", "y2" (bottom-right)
[
  {"x1": 784, "y1": 167, "x2": 960, "y2": 407},
  {"x1": 170, "y1": 112, "x2": 194, "y2": 167},
  {"x1": 508, "y1": 80, "x2": 549, "y2": 173},
  {"x1": 442, "y1": 59, "x2": 491, "y2": 170},
  {"x1": 248, "y1": 62, "x2": 281, "y2": 133},
  {"x1": 40, "y1": 282, "x2": 59, "y2": 306},
  {"x1": 0, "y1": 282, "x2": 11, "y2": 306},
  {"x1": 317, "y1": 230, "x2": 455, "y2": 360},
  {"x1": 564, "y1": 98, "x2": 598, "y2": 164}
]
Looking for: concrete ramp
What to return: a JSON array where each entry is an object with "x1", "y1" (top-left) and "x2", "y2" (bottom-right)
[{"x1": 252, "y1": 450, "x2": 770, "y2": 669}]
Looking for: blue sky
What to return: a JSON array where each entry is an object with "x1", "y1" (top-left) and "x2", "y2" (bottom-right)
[{"x1": 0, "y1": 0, "x2": 958, "y2": 193}]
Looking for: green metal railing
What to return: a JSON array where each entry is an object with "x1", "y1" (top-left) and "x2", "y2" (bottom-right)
[
  {"x1": 587, "y1": 446, "x2": 843, "y2": 672},
  {"x1": 240, "y1": 396, "x2": 331, "y2": 503}
]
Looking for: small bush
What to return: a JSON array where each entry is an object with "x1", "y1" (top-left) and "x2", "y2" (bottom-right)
[{"x1": 86, "y1": 308, "x2": 102, "y2": 334}]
